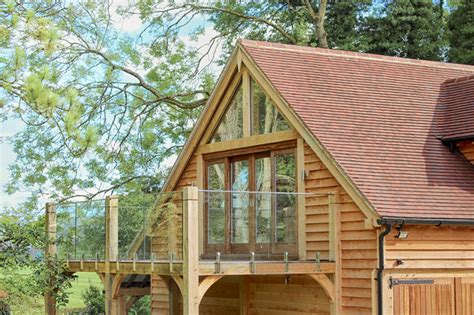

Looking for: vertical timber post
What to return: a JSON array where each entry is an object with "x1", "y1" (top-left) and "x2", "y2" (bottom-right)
[
  {"x1": 45, "y1": 203, "x2": 57, "y2": 315},
  {"x1": 328, "y1": 193, "x2": 342, "y2": 314},
  {"x1": 183, "y1": 186, "x2": 200, "y2": 314},
  {"x1": 105, "y1": 195, "x2": 119, "y2": 315}
]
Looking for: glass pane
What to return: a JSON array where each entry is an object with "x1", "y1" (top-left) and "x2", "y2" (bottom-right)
[
  {"x1": 231, "y1": 160, "x2": 249, "y2": 244},
  {"x1": 255, "y1": 157, "x2": 272, "y2": 244},
  {"x1": 208, "y1": 163, "x2": 225, "y2": 244},
  {"x1": 251, "y1": 79, "x2": 291, "y2": 135},
  {"x1": 211, "y1": 84, "x2": 243, "y2": 142},
  {"x1": 274, "y1": 153, "x2": 296, "y2": 243}
]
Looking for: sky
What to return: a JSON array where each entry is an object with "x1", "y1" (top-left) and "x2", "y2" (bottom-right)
[{"x1": 0, "y1": 0, "x2": 220, "y2": 208}]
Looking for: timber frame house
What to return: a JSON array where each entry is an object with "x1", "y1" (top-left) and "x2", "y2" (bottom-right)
[{"x1": 45, "y1": 40, "x2": 474, "y2": 314}]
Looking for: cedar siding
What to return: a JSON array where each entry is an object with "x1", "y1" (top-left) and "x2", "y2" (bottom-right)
[{"x1": 304, "y1": 143, "x2": 377, "y2": 313}]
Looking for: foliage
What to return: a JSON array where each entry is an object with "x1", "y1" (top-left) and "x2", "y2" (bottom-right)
[
  {"x1": 0, "y1": 207, "x2": 76, "y2": 310},
  {"x1": 447, "y1": 0, "x2": 474, "y2": 64},
  {"x1": 82, "y1": 285, "x2": 105, "y2": 314},
  {"x1": 131, "y1": 296, "x2": 151, "y2": 315},
  {"x1": 362, "y1": 0, "x2": 446, "y2": 60}
]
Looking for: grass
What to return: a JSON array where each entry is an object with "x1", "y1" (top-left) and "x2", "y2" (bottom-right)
[
  {"x1": 7, "y1": 271, "x2": 103, "y2": 314},
  {"x1": 61, "y1": 272, "x2": 102, "y2": 310}
]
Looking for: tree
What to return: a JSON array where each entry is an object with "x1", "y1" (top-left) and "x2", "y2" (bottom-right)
[
  {"x1": 325, "y1": 0, "x2": 372, "y2": 51},
  {"x1": 0, "y1": 0, "x2": 338, "y2": 206},
  {"x1": 447, "y1": 0, "x2": 474, "y2": 64},
  {"x1": 0, "y1": 207, "x2": 75, "y2": 312},
  {"x1": 1, "y1": 0, "x2": 212, "y2": 205},
  {"x1": 362, "y1": 0, "x2": 446, "y2": 60}
]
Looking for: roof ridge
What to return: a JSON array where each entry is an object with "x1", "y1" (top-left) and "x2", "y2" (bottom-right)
[
  {"x1": 443, "y1": 74, "x2": 474, "y2": 85},
  {"x1": 239, "y1": 39, "x2": 474, "y2": 72}
]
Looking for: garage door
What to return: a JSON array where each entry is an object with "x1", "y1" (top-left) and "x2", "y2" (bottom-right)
[
  {"x1": 392, "y1": 277, "x2": 455, "y2": 315},
  {"x1": 456, "y1": 278, "x2": 474, "y2": 315}
]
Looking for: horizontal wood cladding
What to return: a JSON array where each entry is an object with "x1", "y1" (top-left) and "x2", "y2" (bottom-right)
[
  {"x1": 247, "y1": 275, "x2": 330, "y2": 315},
  {"x1": 200, "y1": 276, "x2": 240, "y2": 315},
  {"x1": 175, "y1": 155, "x2": 198, "y2": 189},
  {"x1": 458, "y1": 140, "x2": 474, "y2": 164},
  {"x1": 304, "y1": 143, "x2": 377, "y2": 314},
  {"x1": 385, "y1": 225, "x2": 474, "y2": 269},
  {"x1": 151, "y1": 275, "x2": 169, "y2": 315},
  {"x1": 170, "y1": 276, "x2": 241, "y2": 315},
  {"x1": 150, "y1": 156, "x2": 197, "y2": 313}
]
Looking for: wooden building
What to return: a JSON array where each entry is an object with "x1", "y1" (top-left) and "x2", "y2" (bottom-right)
[{"x1": 47, "y1": 40, "x2": 474, "y2": 314}]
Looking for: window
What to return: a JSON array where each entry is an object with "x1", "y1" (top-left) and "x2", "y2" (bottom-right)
[
  {"x1": 211, "y1": 84, "x2": 243, "y2": 143},
  {"x1": 251, "y1": 78, "x2": 291, "y2": 135},
  {"x1": 210, "y1": 77, "x2": 291, "y2": 143},
  {"x1": 204, "y1": 146, "x2": 297, "y2": 256}
]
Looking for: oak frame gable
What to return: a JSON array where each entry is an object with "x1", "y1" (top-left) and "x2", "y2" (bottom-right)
[{"x1": 161, "y1": 42, "x2": 379, "y2": 227}]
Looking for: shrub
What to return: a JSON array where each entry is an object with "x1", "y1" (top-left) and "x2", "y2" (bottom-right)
[{"x1": 81, "y1": 285, "x2": 105, "y2": 315}]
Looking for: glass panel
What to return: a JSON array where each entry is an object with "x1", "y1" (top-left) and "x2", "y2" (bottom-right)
[
  {"x1": 55, "y1": 200, "x2": 105, "y2": 260},
  {"x1": 255, "y1": 157, "x2": 272, "y2": 244},
  {"x1": 208, "y1": 163, "x2": 225, "y2": 244},
  {"x1": 274, "y1": 152, "x2": 296, "y2": 243},
  {"x1": 211, "y1": 84, "x2": 243, "y2": 142},
  {"x1": 231, "y1": 160, "x2": 249, "y2": 244},
  {"x1": 251, "y1": 78, "x2": 291, "y2": 135}
]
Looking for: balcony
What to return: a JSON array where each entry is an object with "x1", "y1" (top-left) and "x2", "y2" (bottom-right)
[{"x1": 46, "y1": 187, "x2": 335, "y2": 276}]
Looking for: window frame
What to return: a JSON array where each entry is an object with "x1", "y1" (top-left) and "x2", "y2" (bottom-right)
[{"x1": 203, "y1": 142, "x2": 298, "y2": 257}]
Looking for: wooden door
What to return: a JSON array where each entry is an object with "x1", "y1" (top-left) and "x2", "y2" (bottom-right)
[
  {"x1": 456, "y1": 278, "x2": 474, "y2": 315},
  {"x1": 392, "y1": 277, "x2": 455, "y2": 315}
]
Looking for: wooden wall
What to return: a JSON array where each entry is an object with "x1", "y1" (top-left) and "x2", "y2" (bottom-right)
[
  {"x1": 151, "y1": 155, "x2": 197, "y2": 314},
  {"x1": 151, "y1": 141, "x2": 379, "y2": 314},
  {"x1": 304, "y1": 143, "x2": 377, "y2": 314},
  {"x1": 170, "y1": 275, "x2": 330, "y2": 315},
  {"x1": 200, "y1": 276, "x2": 240, "y2": 315},
  {"x1": 151, "y1": 275, "x2": 170, "y2": 315},
  {"x1": 385, "y1": 225, "x2": 474, "y2": 269},
  {"x1": 246, "y1": 275, "x2": 330, "y2": 314},
  {"x1": 458, "y1": 141, "x2": 474, "y2": 164}
]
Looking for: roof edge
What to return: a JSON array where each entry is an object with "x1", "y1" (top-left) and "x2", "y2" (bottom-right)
[
  {"x1": 240, "y1": 39, "x2": 474, "y2": 72},
  {"x1": 379, "y1": 217, "x2": 474, "y2": 226}
]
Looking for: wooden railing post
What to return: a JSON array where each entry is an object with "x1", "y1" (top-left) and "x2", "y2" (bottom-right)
[
  {"x1": 183, "y1": 186, "x2": 200, "y2": 314},
  {"x1": 45, "y1": 202, "x2": 57, "y2": 315},
  {"x1": 105, "y1": 195, "x2": 119, "y2": 315},
  {"x1": 328, "y1": 193, "x2": 342, "y2": 315}
]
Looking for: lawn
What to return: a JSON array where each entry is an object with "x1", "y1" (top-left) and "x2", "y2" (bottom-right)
[
  {"x1": 7, "y1": 271, "x2": 103, "y2": 314},
  {"x1": 61, "y1": 272, "x2": 103, "y2": 311}
]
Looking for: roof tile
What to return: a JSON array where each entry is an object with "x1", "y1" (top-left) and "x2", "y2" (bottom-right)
[{"x1": 241, "y1": 39, "x2": 474, "y2": 220}]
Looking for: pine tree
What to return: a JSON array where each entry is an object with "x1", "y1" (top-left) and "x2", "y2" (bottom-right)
[
  {"x1": 448, "y1": 0, "x2": 474, "y2": 64},
  {"x1": 325, "y1": 0, "x2": 371, "y2": 50},
  {"x1": 363, "y1": 0, "x2": 445, "y2": 60}
]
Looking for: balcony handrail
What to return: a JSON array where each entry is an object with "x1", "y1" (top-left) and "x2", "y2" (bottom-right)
[{"x1": 198, "y1": 189, "x2": 332, "y2": 196}]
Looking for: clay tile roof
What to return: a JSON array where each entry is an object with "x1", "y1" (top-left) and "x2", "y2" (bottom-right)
[
  {"x1": 438, "y1": 75, "x2": 474, "y2": 141},
  {"x1": 240, "y1": 39, "x2": 474, "y2": 220}
]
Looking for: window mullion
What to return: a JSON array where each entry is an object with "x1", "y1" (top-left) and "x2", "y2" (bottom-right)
[{"x1": 242, "y1": 68, "x2": 251, "y2": 137}]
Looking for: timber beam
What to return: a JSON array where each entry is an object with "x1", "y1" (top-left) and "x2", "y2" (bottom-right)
[
  {"x1": 66, "y1": 261, "x2": 183, "y2": 275},
  {"x1": 66, "y1": 260, "x2": 334, "y2": 276},
  {"x1": 198, "y1": 260, "x2": 335, "y2": 276}
]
